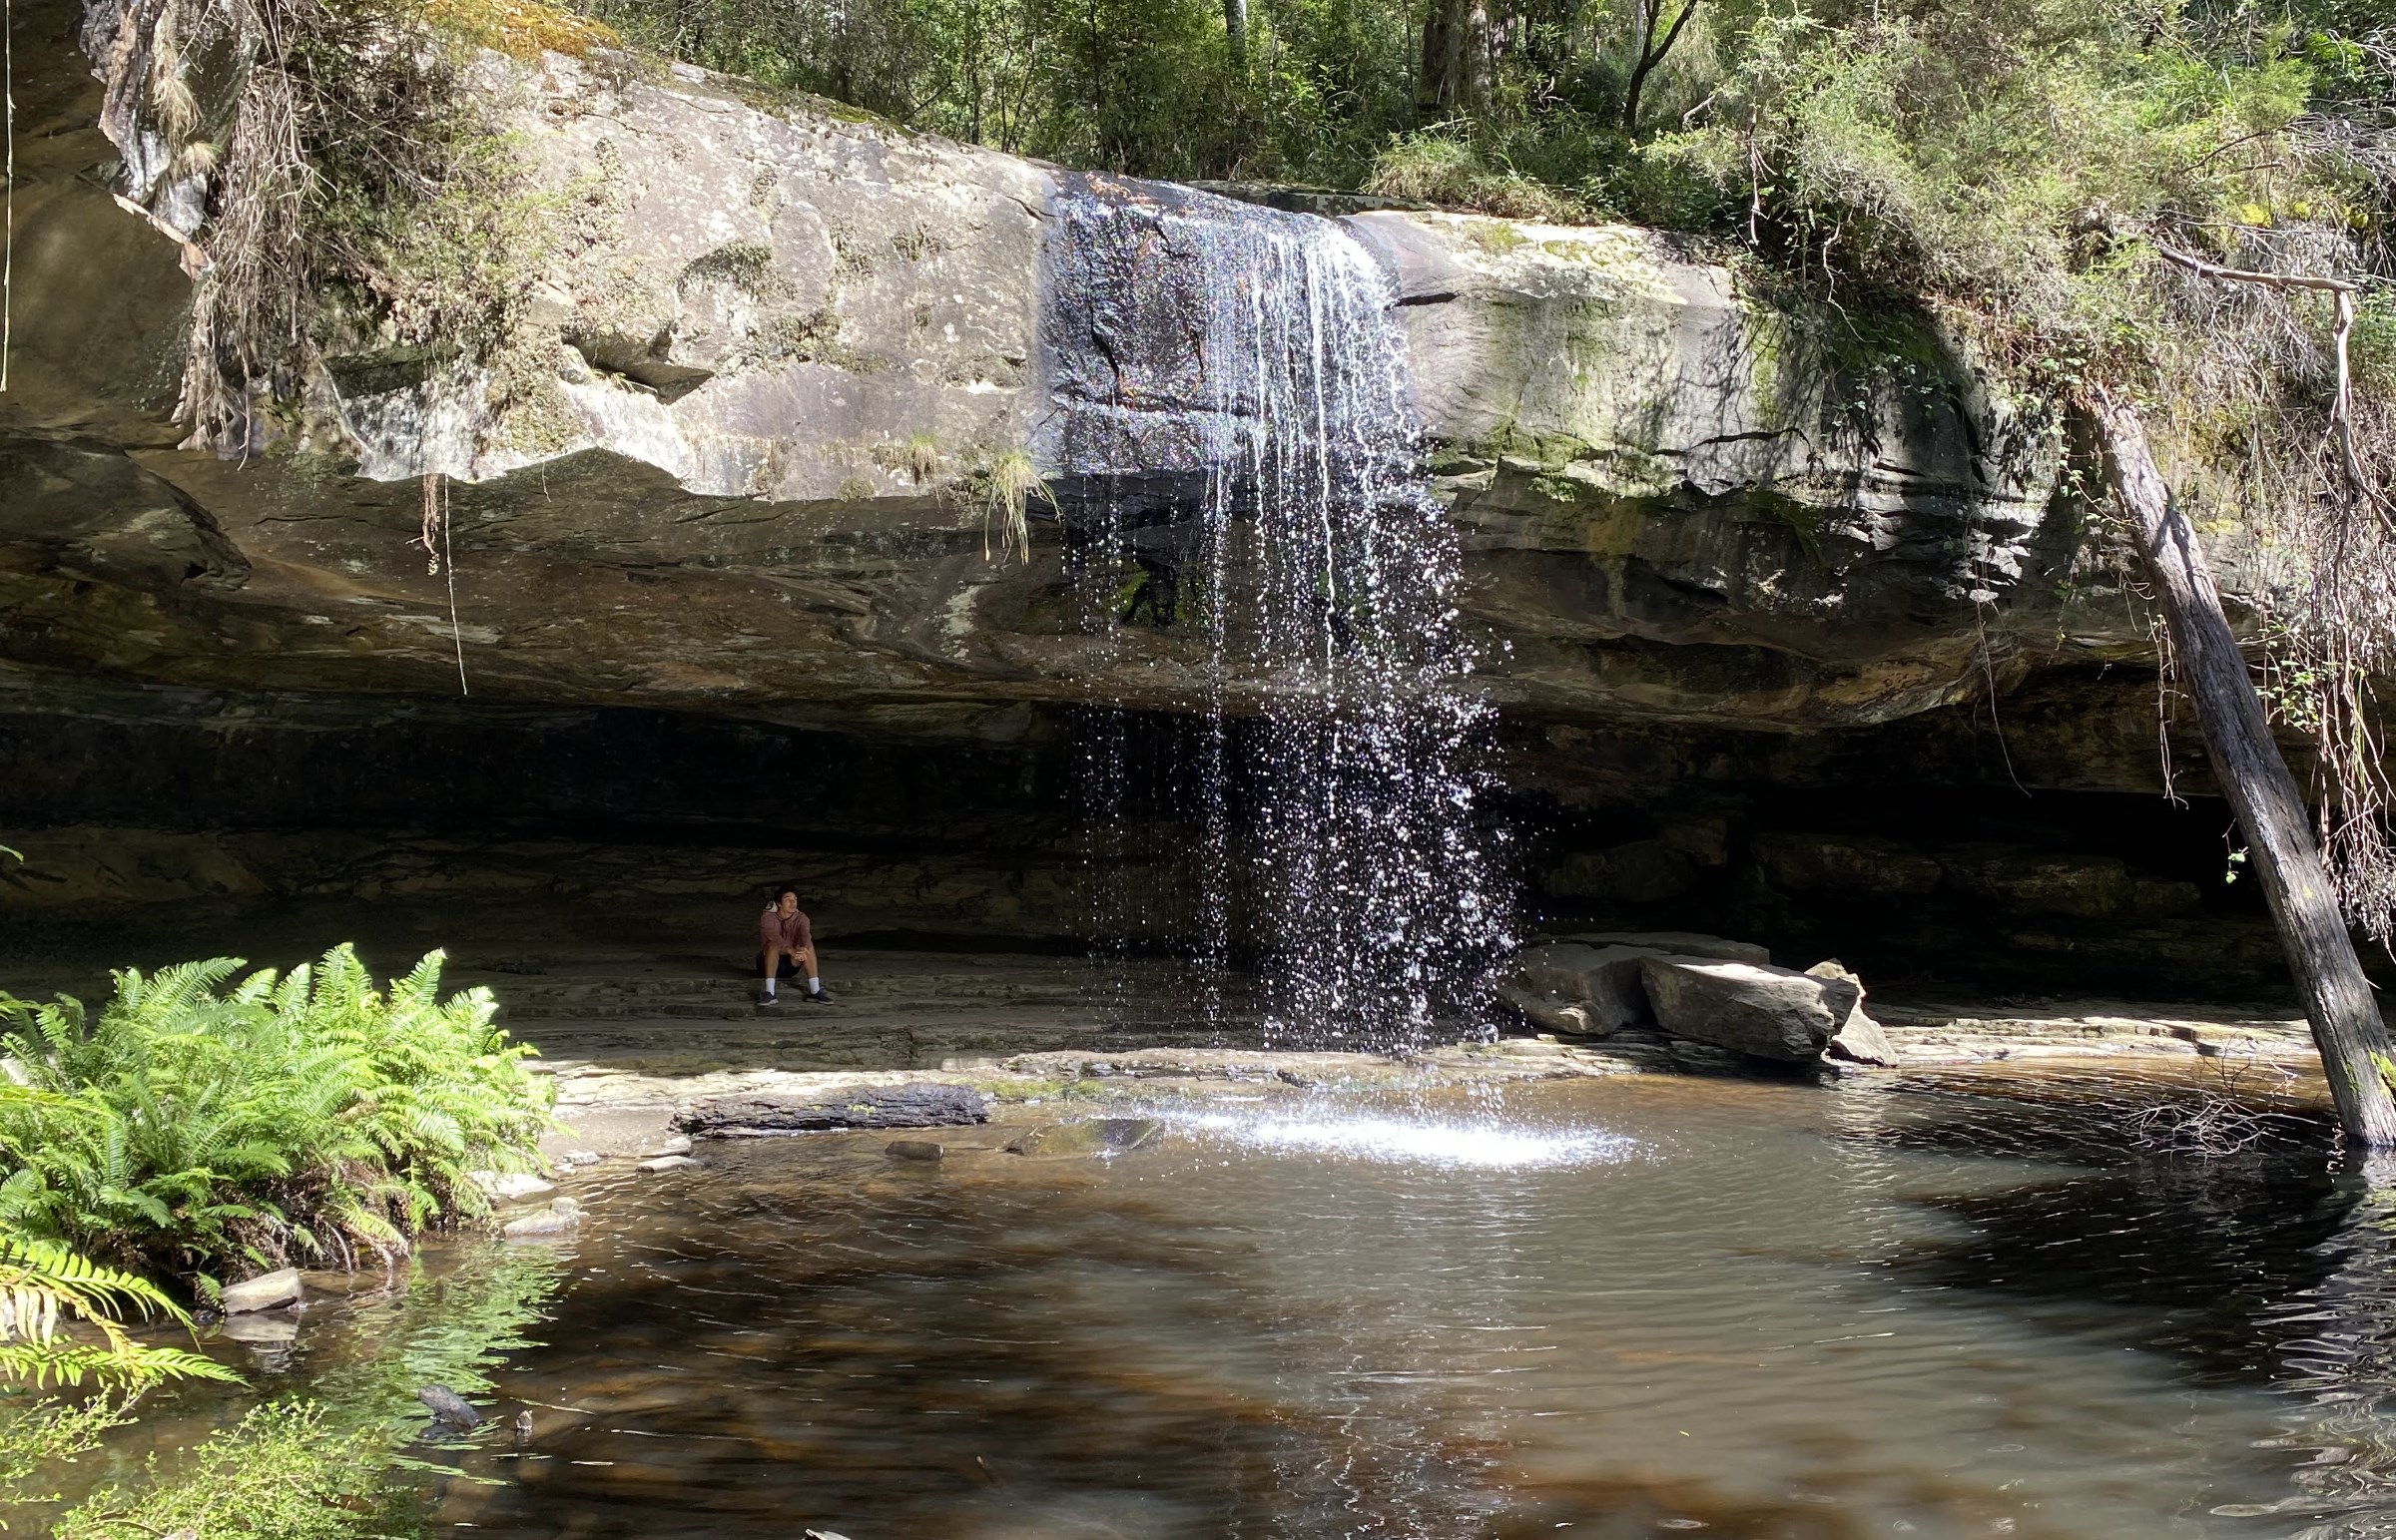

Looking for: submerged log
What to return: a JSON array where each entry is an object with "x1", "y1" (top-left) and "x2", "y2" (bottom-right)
[
  {"x1": 2093, "y1": 395, "x2": 2396, "y2": 1147},
  {"x1": 677, "y1": 1084, "x2": 990, "y2": 1137}
]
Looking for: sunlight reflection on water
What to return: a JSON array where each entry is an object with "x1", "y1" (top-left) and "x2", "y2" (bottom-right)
[{"x1": 1175, "y1": 1106, "x2": 1637, "y2": 1170}]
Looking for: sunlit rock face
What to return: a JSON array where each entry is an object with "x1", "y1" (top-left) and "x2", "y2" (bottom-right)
[
  {"x1": 3, "y1": 0, "x2": 2145, "y2": 739},
  {"x1": 0, "y1": 0, "x2": 2301, "y2": 997}
]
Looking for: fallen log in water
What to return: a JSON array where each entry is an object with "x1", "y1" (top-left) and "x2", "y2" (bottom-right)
[{"x1": 676, "y1": 1084, "x2": 990, "y2": 1137}]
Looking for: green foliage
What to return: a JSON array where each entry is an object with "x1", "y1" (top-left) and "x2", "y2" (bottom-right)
[
  {"x1": 0, "y1": 947, "x2": 553, "y2": 1287},
  {"x1": 0, "y1": 1236, "x2": 234, "y2": 1391},
  {"x1": 50, "y1": 1401, "x2": 411, "y2": 1540},
  {"x1": 1366, "y1": 128, "x2": 1581, "y2": 221},
  {"x1": 0, "y1": 1392, "x2": 139, "y2": 1523},
  {"x1": 302, "y1": 1243, "x2": 563, "y2": 1442},
  {"x1": 578, "y1": 0, "x2": 1427, "y2": 184}
]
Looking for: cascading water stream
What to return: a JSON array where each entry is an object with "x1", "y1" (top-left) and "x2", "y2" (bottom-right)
[{"x1": 1041, "y1": 176, "x2": 1510, "y2": 1043}]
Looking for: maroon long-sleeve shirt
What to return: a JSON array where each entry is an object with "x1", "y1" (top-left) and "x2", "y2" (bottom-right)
[{"x1": 760, "y1": 906, "x2": 813, "y2": 957}]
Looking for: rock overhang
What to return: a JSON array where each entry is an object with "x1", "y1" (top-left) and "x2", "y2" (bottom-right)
[{"x1": 1, "y1": 0, "x2": 2147, "y2": 744}]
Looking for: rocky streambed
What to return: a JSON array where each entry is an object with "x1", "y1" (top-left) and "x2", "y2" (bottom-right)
[{"x1": 523, "y1": 1000, "x2": 2332, "y2": 1174}]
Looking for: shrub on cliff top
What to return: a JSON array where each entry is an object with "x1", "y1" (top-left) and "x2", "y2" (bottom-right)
[{"x1": 0, "y1": 947, "x2": 552, "y2": 1292}]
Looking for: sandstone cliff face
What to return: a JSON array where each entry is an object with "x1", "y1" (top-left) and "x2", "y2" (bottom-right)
[
  {"x1": 1, "y1": 0, "x2": 2150, "y2": 741},
  {"x1": 6, "y1": 0, "x2": 2295, "y2": 995}
]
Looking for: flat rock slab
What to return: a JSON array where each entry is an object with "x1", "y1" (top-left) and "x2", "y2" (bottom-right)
[
  {"x1": 222, "y1": 1267, "x2": 301, "y2": 1313},
  {"x1": 677, "y1": 1083, "x2": 990, "y2": 1137}
]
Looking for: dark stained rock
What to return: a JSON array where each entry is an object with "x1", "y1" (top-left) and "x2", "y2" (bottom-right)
[
  {"x1": 1937, "y1": 845, "x2": 2136, "y2": 917},
  {"x1": 678, "y1": 1083, "x2": 990, "y2": 1136},
  {"x1": 1544, "y1": 839, "x2": 1696, "y2": 902},
  {"x1": 1753, "y1": 833, "x2": 1945, "y2": 896},
  {"x1": 885, "y1": 1139, "x2": 946, "y2": 1161}
]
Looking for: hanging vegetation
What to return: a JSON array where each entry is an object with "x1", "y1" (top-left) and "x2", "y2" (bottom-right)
[{"x1": 89, "y1": 0, "x2": 613, "y2": 453}]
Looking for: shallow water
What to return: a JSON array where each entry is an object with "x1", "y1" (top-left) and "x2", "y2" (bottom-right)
[{"x1": 120, "y1": 1069, "x2": 2396, "y2": 1538}]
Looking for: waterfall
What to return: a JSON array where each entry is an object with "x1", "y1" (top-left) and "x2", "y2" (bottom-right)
[{"x1": 1041, "y1": 174, "x2": 1510, "y2": 1043}]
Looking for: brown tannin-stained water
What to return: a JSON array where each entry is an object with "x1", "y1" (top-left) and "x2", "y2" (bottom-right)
[{"x1": 128, "y1": 1069, "x2": 2396, "y2": 1539}]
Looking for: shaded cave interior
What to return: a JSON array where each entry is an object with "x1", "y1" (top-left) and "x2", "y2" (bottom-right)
[{"x1": 0, "y1": 667, "x2": 2332, "y2": 1019}]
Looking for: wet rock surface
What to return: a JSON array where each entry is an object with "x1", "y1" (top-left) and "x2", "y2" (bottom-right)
[
  {"x1": 1004, "y1": 1118, "x2": 1165, "y2": 1158},
  {"x1": 677, "y1": 1082, "x2": 990, "y2": 1136}
]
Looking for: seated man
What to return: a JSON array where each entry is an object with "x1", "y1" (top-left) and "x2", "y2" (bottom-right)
[{"x1": 757, "y1": 885, "x2": 834, "y2": 1005}]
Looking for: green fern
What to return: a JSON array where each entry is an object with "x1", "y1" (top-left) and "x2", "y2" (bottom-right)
[
  {"x1": 0, "y1": 946, "x2": 554, "y2": 1286},
  {"x1": 0, "y1": 1235, "x2": 235, "y2": 1391}
]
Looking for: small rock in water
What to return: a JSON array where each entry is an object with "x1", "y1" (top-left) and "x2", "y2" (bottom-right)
[
  {"x1": 1004, "y1": 1119, "x2": 1164, "y2": 1158},
  {"x1": 643, "y1": 1134, "x2": 694, "y2": 1158},
  {"x1": 503, "y1": 1197, "x2": 584, "y2": 1239},
  {"x1": 557, "y1": 1150, "x2": 603, "y2": 1169},
  {"x1": 512, "y1": 1409, "x2": 536, "y2": 1442},
  {"x1": 221, "y1": 1268, "x2": 302, "y2": 1314},
  {"x1": 804, "y1": 1531, "x2": 857, "y2": 1540},
  {"x1": 418, "y1": 1384, "x2": 483, "y2": 1428},
  {"x1": 885, "y1": 1140, "x2": 944, "y2": 1162},
  {"x1": 637, "y1": 1155, "x2": 700, "y2": 1173},
  {"x1": 471, "y1": 1170, "x2": 556, "y2": 1201}
]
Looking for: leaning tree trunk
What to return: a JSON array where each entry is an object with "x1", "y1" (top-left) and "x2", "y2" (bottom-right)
[{"x1": 2094, "y1": 393, "x2": 2396, "y2": 1148}]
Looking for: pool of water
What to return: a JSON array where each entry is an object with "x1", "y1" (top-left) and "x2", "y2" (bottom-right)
[{"x1": 120, "y1": 1068, "x2": 2396, "y2": 1538}]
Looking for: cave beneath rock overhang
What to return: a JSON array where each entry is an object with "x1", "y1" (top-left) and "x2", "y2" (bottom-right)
[{"x1": 0, "y1": 656, "x2": 2323, "y2": 1010}]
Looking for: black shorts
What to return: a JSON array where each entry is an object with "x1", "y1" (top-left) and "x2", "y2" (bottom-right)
[{"x1": 756, "y1": 951, "x2": 804, "y2": 979}]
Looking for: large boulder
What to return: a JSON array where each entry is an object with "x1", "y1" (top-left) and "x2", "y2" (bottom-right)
[
  {"x1": 1640, "y1": 956, "x2": 1861, "y2": 1062},
  {"x1": 1565, "y1": 932, "x2": 1770, "y2": 966},
  {"x1": 1498, "y1": 942, "x2": 1665, "y2": 1036}
]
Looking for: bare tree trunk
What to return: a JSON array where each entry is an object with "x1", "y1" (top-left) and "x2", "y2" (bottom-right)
[
  {"x1": 1223, "y1": 0, "x2": 1246, "y2": 69},
  {"x1": 1620, "y1": 0, "x2": 1699, "y2": 132},
  {"x1": 2094, "y1": 393, "x2": 2396, "y2": 1148},
  {"x1": 1417, "y1": 0, "x2": 1489, "y2": 119}
]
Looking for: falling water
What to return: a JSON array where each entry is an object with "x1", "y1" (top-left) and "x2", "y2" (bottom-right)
[{"x1": 1041, "y1": 175, "x2": 1510, "y2": 1043}]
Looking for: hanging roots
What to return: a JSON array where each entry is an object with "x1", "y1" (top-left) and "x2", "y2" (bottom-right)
[
  {"x1": 2134, "y1": 210, "x2": 2396, "y2": 948},
  {"x1": 93, "y1": 0, "x2": 558, "y2": 455}
]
